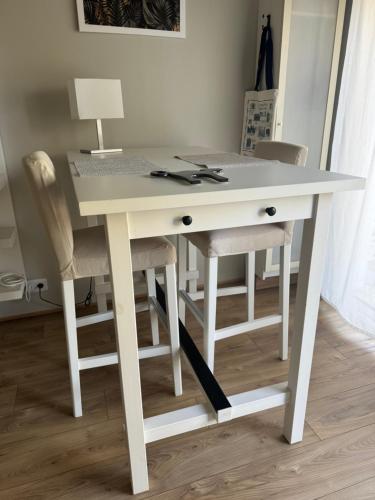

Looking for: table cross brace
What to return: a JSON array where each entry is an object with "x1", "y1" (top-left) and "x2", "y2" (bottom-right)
[{"x1": 145, "y1": 280, "x2": 289, "y2": 443}]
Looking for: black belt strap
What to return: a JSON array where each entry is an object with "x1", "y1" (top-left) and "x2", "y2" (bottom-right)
[{"x1": 155, "y1": 279, "x2": 231, "y2": 414}]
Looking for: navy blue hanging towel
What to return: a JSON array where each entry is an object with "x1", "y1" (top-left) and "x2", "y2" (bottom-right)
[{"x1": 255, "y1": 15, "x2": 274, "y2": 91}]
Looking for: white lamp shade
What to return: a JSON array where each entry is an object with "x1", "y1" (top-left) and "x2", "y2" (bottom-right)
[{"x1": 68, "y1": 78, "x2": 124, "y2": 120}]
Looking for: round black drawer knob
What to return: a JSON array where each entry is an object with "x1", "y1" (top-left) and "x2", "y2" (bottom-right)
[
  {"x1": 182, "y1": 215, "x2": 193, "y2": 226},
  {"x1": 265, "y1": 207, "x2": 277, "y2": 216}
]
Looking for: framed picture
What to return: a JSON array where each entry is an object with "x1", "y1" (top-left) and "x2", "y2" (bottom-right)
[
  {"x1": 76, "y1": 0, "x2": 186, "y2": 38},
  {"x1": 241, "y1": 89, "x2": 279, "y2": 155}
]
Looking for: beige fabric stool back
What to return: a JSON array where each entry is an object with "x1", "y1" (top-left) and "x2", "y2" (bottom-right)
[
  {"x1": 24, "y1": 151, "x2": 182, "y2": 419},
  {"x1": 254, "y1": 141, "x2": 308, "y2": 237},
  {"x1": 24, "y1": 151, "x2": 74, "y2": 280},
  {"x1": 254, "y1": 141, "x2": 308, "y2": 167}
]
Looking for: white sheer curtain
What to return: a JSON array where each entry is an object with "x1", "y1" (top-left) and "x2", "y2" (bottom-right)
[{"x1": 322, "y1": 0, "x2": 375, "y2": 334}]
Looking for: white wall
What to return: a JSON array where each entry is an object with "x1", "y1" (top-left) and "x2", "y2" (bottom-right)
[{"x1": 0, "y1": 0, "x2": 258, "y2": 317}]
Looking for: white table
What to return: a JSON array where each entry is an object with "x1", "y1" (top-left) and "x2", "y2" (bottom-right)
[{"x1": 68, "y1": 146, "x2": 365, "y2": 494}]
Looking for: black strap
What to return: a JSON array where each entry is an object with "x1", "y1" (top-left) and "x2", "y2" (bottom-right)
[
  {"x1": 155, "y1": 280, "x2": 231, "y2": 415},
  {"x1": 255, "y1": 15, "x2": 274, "y2": 91}
]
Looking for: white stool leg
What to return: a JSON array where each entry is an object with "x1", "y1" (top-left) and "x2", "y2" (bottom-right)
[
  {"x1": 188, "y1": 242, "x2": 198, "y2": 294},
  {"x1": 204, "y1": 257, "x2": 218, "y2": 372},
  {"x1": 177, "y1": 235, "x2": 187, "y2": 325},
  {"x1": 145, "y1": 268, "x2": 160, "y2": 345},
  {"x1": 61, "y1": 280, "x2": 82, "y2": 418},
  {"x1": 246, "y1": 251, "x2": 255, "y2": 322},
  {"x1": 279, "y1": 244, "x2": 291, "y2": 361},
  {"x1": 87, "y1": 216, "x2": 108, "y2": 313},
  {"x1": 95, "y1": 275, "x2": 108, "y2": 313},
  {"x1": 165, "y1": 264, "x2": 183, "y2": 396}
]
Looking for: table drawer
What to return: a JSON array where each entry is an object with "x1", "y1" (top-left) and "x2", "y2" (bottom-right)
[{"x1": 128, "y1": 195, "x2": 314, "y2": 239}]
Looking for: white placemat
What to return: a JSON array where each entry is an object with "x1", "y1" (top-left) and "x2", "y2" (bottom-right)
[
  {"x1": 74, "y1": 157, "x2": 158, "y2": 176},
  {"x1": 175, "y1": 153, "x2": 272, "y2": 168}
]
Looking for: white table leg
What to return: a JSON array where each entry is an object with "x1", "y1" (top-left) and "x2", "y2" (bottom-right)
[
  {"x1": 105, "y1": 213, "x2": 149, "y2": 494},
  {"x1": 284, "y1": 193, "x2": 333, "y2": 444}
]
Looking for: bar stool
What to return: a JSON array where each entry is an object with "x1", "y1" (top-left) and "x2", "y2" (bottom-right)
[
  {"x1": 24, "y1": 151, "x2": 182, "y2": 417},
  {"x1": 179, "y1": 141, "x2": 308, "y2": 372}
]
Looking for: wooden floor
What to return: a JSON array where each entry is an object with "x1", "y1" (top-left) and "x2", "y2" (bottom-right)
[{"x1": 1, "y1": 286, "x2": 375, "y2": 499}]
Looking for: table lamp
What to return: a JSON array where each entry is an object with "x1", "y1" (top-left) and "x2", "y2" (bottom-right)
[{"x1": 68, "y1": 78, "x2": 124, "y2": 154}]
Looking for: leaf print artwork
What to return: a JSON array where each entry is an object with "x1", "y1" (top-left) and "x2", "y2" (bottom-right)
[
  {"x1": 142, "y1": 0, "x2": 180, "y2": 31},
  {"x1": 83, "y1": 0, "x2": 181, "y2": 33}
]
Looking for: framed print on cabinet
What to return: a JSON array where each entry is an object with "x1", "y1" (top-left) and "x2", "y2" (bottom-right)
[{"x1": 76, "y1": 0, "x2": 186, "y2": 38}]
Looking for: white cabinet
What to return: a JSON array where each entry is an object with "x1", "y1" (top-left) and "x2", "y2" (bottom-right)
[{"x1": 256, "y1": 0, "x2": 346, "y2": 278}]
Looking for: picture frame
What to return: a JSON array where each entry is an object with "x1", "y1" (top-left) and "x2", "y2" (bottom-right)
[
  {"x1": 76, "y1": 0, "x2": 186, "y2": 38},
  {"x1": 241, "y1": 89, "x2": 279, "y2": 155}
]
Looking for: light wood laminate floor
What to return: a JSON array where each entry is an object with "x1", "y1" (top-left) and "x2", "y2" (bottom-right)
[{"x1": 1, "y1": 286, "x2": 375, "y2": 499}]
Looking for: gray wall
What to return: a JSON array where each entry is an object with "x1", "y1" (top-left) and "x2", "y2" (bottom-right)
[{"x1": 0, "y1": 0, "x2": 258, "y2": 317}]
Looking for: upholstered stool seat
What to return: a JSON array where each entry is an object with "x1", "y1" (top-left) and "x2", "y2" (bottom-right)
[
  {"x1": 71, "y1": 225, "x2": 176, "y2": 280},
  {"x1": 186, "y1": 224, "x2": 292, "y2": 259}
]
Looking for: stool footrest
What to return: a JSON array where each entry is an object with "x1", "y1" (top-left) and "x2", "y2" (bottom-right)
[
  {"x1": 78, "y1": 344, "x2": 171, "y2": 370},
  {"x1": 189, "y1": 285, "x2": 248, "y2": 301},
  {"x1": 76, "y1": 300, "x2": 149, "y2": 329},
  {"x1": 215, "y1": 314, "x2": 282, "y2": 340}
]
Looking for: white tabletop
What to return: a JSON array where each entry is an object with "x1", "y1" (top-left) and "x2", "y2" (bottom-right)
[{"x1": 68, "y1": 146, "x2": 365, "y2": 216}]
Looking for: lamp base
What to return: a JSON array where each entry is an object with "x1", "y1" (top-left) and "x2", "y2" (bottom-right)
[{"x1": 80, "y1": 148, "x2": 123, "y2": 155}]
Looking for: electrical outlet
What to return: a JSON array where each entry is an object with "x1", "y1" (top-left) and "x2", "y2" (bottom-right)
[{"x1": 27, "y1": 279, "x2": 48, "y2": 294}]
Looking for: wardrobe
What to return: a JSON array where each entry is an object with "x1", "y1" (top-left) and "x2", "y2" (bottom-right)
[{"x1": 255, "y1": 0, "x2": 346, "y2": 278}]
